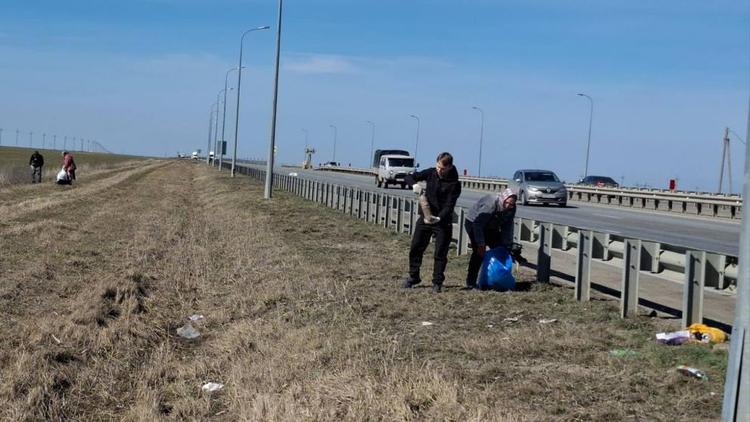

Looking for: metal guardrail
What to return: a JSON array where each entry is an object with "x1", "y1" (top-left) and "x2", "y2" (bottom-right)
[
  {"x1": 316, "y1": 166, "x2": 744, "y2": 220},
  {"x1": 228, "y1": 162, "x2": 737, "y2": 327}
]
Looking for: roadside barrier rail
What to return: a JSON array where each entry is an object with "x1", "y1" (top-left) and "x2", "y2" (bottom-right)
[
  {"x1": 316, "y1": 166, "x2": 743, "y2": 220},
  {"x1": 227, "y1": 162, "x2": 737, "y2": 328}
]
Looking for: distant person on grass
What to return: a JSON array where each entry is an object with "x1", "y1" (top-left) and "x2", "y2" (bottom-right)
[
  {"x1": 62, "y1": 151, "x2": 77, "y2": 182},
  {"x1": 29, "y1": 150, "x2": 44, "y2": 183},
  {"x1": 463, "y1": 188, "x2": 518, "y2": 290},
  {"x1": 402, "y1": 152, "x2": 462, "y2": 293}
]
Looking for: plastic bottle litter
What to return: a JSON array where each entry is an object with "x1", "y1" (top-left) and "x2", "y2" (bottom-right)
[
  {"x1": 609, "y1": 348, "x2": 638, "y2": 358},
  {"x1": 655, "y1": 330, "x2": 691, "y2": 345},
  {"x1": 176, "y1": 324, "x2": 201, "y2": 339},
  {"x1": 538, "y1": 318, "x2": 558, "y2": 324},
  {"x1": 420, "y1": 321, "x2": 434, "y2": 326},
  {"x1": 677, "y1": 365, "x2": 708, "y2": 381},
  {"x1": 188, "y1": 314, "x2": 205, "y2": 322},
  {"x1": 413, "y1": 182, "x2": 440, "y2": 224},
  {"x1": 201, "y1": 382, "x2": 224, "y2": 392}
]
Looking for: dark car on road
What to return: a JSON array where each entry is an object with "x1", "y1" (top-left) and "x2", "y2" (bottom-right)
[{"x1": 578, "y1": 175, "x2": 619, "y2": 188}]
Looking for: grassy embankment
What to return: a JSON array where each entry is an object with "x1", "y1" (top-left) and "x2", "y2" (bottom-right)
[
  {"x1": 0, "y1": 146, "x2": 146, "y2": 185},
  {"x1": 0, "y1": 160, "x2": 728, "y2": 420}
]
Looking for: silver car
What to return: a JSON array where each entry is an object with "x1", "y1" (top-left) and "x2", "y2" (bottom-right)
[{"x1": 512, "y1": 169, "x2": 567, "y2": 207}]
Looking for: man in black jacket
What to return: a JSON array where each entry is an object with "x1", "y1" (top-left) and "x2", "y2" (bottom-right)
[
  {"x1": 29, "y1": 151, "x2": 44, "y2": 183},
  {"x1": 402, "y1": 152, "x2": 462, "y2": 293}
]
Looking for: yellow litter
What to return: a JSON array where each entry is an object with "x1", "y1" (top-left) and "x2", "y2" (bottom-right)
[{"x1": 687, "y1": 323, "x2": 727, "y2": 344}]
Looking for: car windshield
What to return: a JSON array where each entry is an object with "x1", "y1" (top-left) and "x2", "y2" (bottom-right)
[
  {"x1": 387, "y1": 158, "x2": 414, "y2": 167},
  {"x1": 525, "y1": 172, "x2": 559, "y2": 182}
]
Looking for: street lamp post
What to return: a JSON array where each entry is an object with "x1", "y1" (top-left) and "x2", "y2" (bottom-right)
[
  {"x1": 577, "y1": 93, "x2": 594, "y2": 179},
  {"x1": 472, "y1": 106, "x2": 484, "y2": 177},
  {"x1": 329, "y1": 124, "x2": 337, "y2": 162},
  {"x1": 15, "y1": 129, "x2": 19, "y2": 146},
  {"x1": 213, "y1": 90, "x2": 224, "y2": 167},
  {"x1": 221, "y1": 67, "x2": 242, "y2": 174},
  {"x1": 29, "y1": 131, "x2": 33, "y2": 147},
  {"x1": 232, "y1": 25, "x2": 271, "y2": 177},
  {"x1": 207, "y1": 103, "x2": 216, "y2": 165},
  {"x1": 42, "y1": 133, "x2": 46, "y2": 149},
  {"x1": 409, "y1": 114, "x2": 420, "y2": 165},
  {"x1": 264, "y1": 0, "x2": 283, "y2": 200},
  {"x1": 53, "y1": 134, "x2": 56, "y2": 150},
  {"x1": 366, "y1": 120, "x2": 375, "y2": 168}
]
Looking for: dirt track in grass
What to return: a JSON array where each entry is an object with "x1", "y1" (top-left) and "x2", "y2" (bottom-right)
[{"x1": 0, "y1": 161, "x2": 727, "y2": 420}]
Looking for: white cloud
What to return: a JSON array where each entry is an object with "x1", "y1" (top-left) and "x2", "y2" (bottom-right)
[{"x1": 284, "y1": 54, "x2": 358, "y2": 75}]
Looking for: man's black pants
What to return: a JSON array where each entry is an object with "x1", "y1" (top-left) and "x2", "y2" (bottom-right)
[
  {"x1": 408, "y1": 218, "x2": 452, "y2": 285},
  {"x1": 464, "y1": 219, "x2": 502, "y2": 287}
]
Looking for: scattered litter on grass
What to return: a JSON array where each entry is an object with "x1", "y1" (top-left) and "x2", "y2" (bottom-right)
[
  {"x1": 51, "y1": 334, "x2": 62, "y2": 344},
  {"x1": 486, "y1": 324, "x2": 494, "y2": 328},
  {"x1": 609, "y1": 348, "x2": 638, "y2": 358},
  {"x1": 538, "y1": 318, "x2": 557, "y2": 324},
  {"x1": 420, "y1": 321, "x2": 434, "y2": 326},
  {"x1": 656, "y1": 330, "x2": 691, "y2": 345},
  {"x1": 188, "y1": 314, "x2": 205, "y2": 322},
  {"x1": 677, "y1": 365, "x2": 708, "y2": 381},
  {"x1": 687, "y1": 323, "x2": 727, "y2": 344},
  {"x1": 177, "y1": 324, "x2": 201, "y2": 339},
  {"x1": 503, "y1": 317, "x2": 520, "y2": 323},
  {"x1": 202, "y1": 382, "x2": 224, "y2": 392}
]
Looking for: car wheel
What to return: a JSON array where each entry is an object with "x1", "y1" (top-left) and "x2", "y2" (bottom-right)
[
  {"x1": 401, "y1": 183, "x2": 406, "y2": 189},
  {"x1": 559, "y1": 202, "x2": 567, "y2": 208},
  {"x1": 520, "y1": 190, "x2": 528, "y2": 206},
  {"x1": 376, "y1": 177, "x2": 382, "y2": 188},
  {"x1": 383, "y1": 181, "x2": 389, "y2": 189}
]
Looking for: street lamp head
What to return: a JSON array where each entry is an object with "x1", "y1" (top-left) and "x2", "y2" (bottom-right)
[{"x1": 257, "y1": 26, "x2": 271, "y2": 30}]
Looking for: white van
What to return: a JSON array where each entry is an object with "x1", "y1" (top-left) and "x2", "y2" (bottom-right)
[
  {"x1": 376, "y1": 154, "x2": 416, "y2": 189},
  {"x1": 191, "y1": 151, "x2": 199, "y2": 160}
]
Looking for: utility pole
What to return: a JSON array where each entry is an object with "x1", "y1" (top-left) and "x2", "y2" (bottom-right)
[
  {"x1": 0, "y1": 128, "x2": 3, "y2": 146},
  {"x1": 42, "y1": 133, "x2": 46, "y2": 149},
  {"x1": 718, "y1": 127, "x2": 733, "y2": 194},
  {"x1": 15, "y1": 129, "x2": 19, "y2": 146}
]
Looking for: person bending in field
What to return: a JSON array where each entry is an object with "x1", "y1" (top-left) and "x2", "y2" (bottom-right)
[
  {"x1": 401, "y1": 152, "x2": 462, "y2": 293},
  {"x1": 62, "y1": 151, "x2": 77, "y2": 182},
  {"x1": 463, "y1": 188, "x2": 518, "y2": 289}
]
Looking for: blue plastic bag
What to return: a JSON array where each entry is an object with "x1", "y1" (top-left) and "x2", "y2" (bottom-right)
[{"x1": 477, "y1": 246, "x2": 516, "y2": 291}]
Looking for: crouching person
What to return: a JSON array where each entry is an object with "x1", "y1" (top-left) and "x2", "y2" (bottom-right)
[
  {"x1": 402, "y1": 152, "x2": 462, "y2": 293},
  {"x1": 464, "y1": 188, "x2": 517, "y2": 289}
]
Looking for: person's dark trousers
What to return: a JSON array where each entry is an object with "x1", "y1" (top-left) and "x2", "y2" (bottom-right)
[
  {"x1": 31, "y1": 166, "x2": 42, "y2": 183},
  {"x1": 464, "y1": 220, "x2": 501, "y2": 287},
  {"x1": 408, "y1": 218, "x2": 453, "y2": 286}
]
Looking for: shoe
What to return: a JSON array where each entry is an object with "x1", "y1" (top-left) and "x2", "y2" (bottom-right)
[
  {"x1": 432, "y1": 284, "x2": 442, "y2": 293},
  {"x1": 402, "y1": 277, "x2": 420, "y2": 289}
]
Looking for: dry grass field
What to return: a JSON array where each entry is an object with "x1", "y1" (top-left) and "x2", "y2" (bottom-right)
[
  {"x1": 0, "y1": 160, "x2": 728, "y2": 421},
  {"x1": 0, "y1": 146, "x2": 144, "y2": 186}
]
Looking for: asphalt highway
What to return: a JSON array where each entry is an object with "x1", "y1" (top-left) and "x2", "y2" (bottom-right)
[{"x1": 241, "y1": 164, "x2": 740, "y2": 256}]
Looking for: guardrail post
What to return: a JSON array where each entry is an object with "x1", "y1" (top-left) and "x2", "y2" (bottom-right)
[
  {"x1": 640, "y1": 242, "x2": 661, "y2": 273},
  {"x1": 705, "y1": 253, "x2": 727, "y2": 289},
  {"x1": 552, "y1": 224, "x2": 566, "y2": 250},
  {"x1": 457, "y1": 208, "x2": 468, "y2": 256},
  {"x1": 575, "y1": 230, "x2": 593, "y2": 301},
  {"x1": 513, "y1": 218, "x2": 521, "y2": 243},
  {"x1": 521, "y1": 219, "x2": 534, "y2": 242},
  {"x1": 592, "y1": 232, "x2": 611, "y2": 261},
  {"x1": 374, "y1": 193, "x2": 381, "y2": 224},
  {"x1": 682, "y1": 250, "x2": 705, "y2": 326},
  {"x1": 396, "y1": 197, "x2": 404, "y2": 232},
  {"x1": 621, "y1": 239, "x2": 641, "y2": 318},
  {"x1": 384, "y1": 195, "x2": 390, "y2": 227},
  {"x1": 537, "y1": 222, "x2": 551, "y2": 283}
]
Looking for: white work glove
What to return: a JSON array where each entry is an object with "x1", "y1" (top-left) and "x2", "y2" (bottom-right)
[{"x1": 412, "y1": 182, "x2": 425, "y2": 195}]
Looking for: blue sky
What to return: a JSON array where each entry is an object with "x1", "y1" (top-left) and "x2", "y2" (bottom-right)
[{"x1": 0, "y1": 0, "x2": 748, "y2": 191}]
